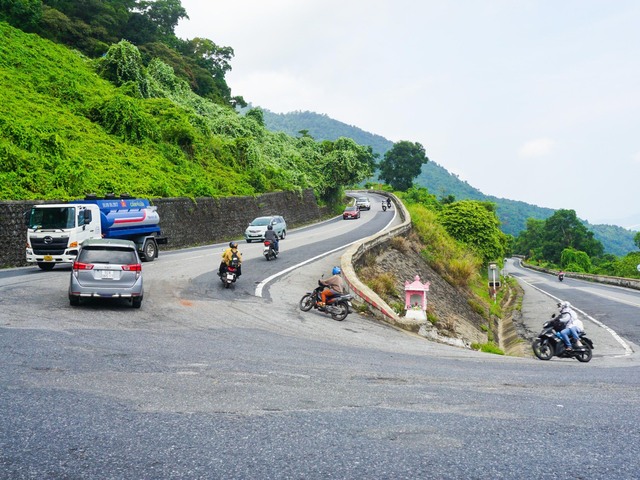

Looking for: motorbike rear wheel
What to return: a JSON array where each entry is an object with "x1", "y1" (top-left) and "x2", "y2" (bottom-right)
[
  {"x1": 532, "y1": 338, "x2": 553, "y2": 360},
  {"x1": 330, "y1": 301, "x2": 349, "y2": 321},
  {"x1": 575, "y1": 344, "x2": 592, "y2": 363},
  {"x1": 299, "y1": 294, "x2": 314, "y2": 312}
]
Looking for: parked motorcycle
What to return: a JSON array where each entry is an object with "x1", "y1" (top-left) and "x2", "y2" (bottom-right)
[
  {"x1": 299, "y1": 281, "x2": 353, "y2": 321},
  {"x1": 219, "y1": 257, "x2": 240, "y2": 288},
  {"x1": 263, "y1": 240, "x2": 278, "y2": 261},
  {"x1": 532, "y1": 315, "x2": 594, "y2": 362}
]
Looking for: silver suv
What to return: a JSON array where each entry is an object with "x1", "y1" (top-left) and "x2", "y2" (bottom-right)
[
  {"x1": 244, "y1": 216, "x2": 287, "y2": 243},
  {"x1": 68, "y1": 239, "x2": 144, "y2": 308}
]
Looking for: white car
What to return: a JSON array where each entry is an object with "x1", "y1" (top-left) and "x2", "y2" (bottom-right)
[
  {"x1": 355, "y1": 197, "x2": 371, "y2": 210},
  {"x1": 244, "y1": 216, "x2": 287, "y2": 243}
]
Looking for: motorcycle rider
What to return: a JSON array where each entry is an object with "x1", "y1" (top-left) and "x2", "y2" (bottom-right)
[
  {"x1": 386, "y1": 197, "x2": 392, "y2": 209},
  {"x1": 219, "y1": 241, "x2": 242, "y2": 277},
  {"x1": 264, "y1": 224, "x2": 279, "y2": 253},
  {"x1": 317, "y1": 266, "x2": 345, "y2": 308},
  {"x1": 556, "y1": 301, "x2": 583, "y2": 350}
]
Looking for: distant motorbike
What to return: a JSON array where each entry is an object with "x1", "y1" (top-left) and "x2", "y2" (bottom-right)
[
  {"x1": 263, "y1": 240, "x2": 278, "y2": 261},
  {"x1": 382, "y1": 198, "x2": 392, "y2": 211},
  {"x1": 219, "y1": 257, "x2": 240, "y2": 288},
  {"x1": 558, "y1": 272, "x2": 565, "y2": 282},
  {"x1": 532, "y1": 315, "x2": 594, "y2": 362},
  {"x1": 299, "y1": 281, "x2": 353, "y2": 321}
]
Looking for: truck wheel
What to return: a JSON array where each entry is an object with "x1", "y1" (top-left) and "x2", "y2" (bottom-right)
[
  {"x1": 142, "y1": 239, "x2": 157, "y2": 262},
  {"x1": 38, "y1": 262, "x2": 55, "y2": 271}
]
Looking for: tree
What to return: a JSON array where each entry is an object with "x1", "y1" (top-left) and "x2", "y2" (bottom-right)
[
  {"x1": 317, "y1": 137, "x2": 375, "y2": 205},
  {"x1": 97, "y1": 40, "x2": 148, "y2": 96},
  {"x1": 137, "y1": 0, "x2": 187, "y2": 38},
  {"x1": 378, "y1": 140, "x2": 428, "y2": 191},
  {"x1": 513, "y1": 218, "x2": 545, "y2": 258},
  {"x1": 438, "y1": 200, "x2": 507, "y2": 263},
  {"x1": 0, "y1": 0, "x2": 42, "y2": 30},
  {"x1": 540, "y1": 209, "x2": 603, "y2": 264},
  {"x1": 560, "y1": 248, "x2": 592, "y2": 272},
  {"x1": 634, "y1": 231, "x2": 640, "y2": 250}
]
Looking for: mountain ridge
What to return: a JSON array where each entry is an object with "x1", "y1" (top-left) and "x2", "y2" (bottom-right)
[{"x1": 258, "y1": 108, "x2": 635, "y2": 256}]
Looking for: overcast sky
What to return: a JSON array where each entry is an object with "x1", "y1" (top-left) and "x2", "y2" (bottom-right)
[{"x1": 175, "y1": 0, "x2": 640, "y2": 229}]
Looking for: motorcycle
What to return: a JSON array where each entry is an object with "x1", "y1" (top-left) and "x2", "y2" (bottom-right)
[
  {"x1": 219, "y1": 257, "x2": 240, "y2": 288},
  {"x1": 558, "y1": 272, "x2": 565, "y2": 282},
  {"x1": 263, "y1": 240, "x2": 278, "y2": 261},
  {"x1": 382, "y1": 199, "x2": 392, "y2": 211},
  {"x1": 532, "y1": 315, "x2": 594, "y2": 362},
  {"x1": 299, "y1": 281, "x2": 353, "y2": 321}
]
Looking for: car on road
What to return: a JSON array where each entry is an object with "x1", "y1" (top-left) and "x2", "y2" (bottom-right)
[
  {"x1": 355, "y1": 196, "x2": 371, "y2": 210},
  {"x1": 342, "y1": 205, "x2": 361, "y2": 220},
  {"x1": 68, "y1": 238, "x2": 144, "y2": 308},
  {"x1": 244, "y1": 215, "x2": 287, "y2": 243}
]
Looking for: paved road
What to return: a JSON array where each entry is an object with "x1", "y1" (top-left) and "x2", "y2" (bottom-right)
[
  {"x1": 1, "y1": 204, "x2": 640, "y2": 479},
  {"x1": 506, "y1": 258, "x2": 638, "y2": 361}
]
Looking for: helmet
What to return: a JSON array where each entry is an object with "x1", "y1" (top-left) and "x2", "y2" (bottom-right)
[
  {"x1": 267, "y1": 224, "x2": 273, "y2": 230},
  {"x1": 229, "y1": 241, "x2": 238, "y2": 249},
  {"x1": 332, "y1": 266, "x2": 341, "y2": 275}
]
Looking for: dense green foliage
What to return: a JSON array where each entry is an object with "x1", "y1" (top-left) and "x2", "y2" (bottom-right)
[
  {"x1": 0, "y1": 22, "x2": 374, "y2": 203},
  {"x1": 512, "y1": 208, "x2": 640, "y2": 278},
  {"x1": 438, "y1": 201, "x2": 510, "y2": 263},
  {"x1": 514, "y1": 209, "x2": 603, "y2": 264},
  {"x1": 1, "y1": 0, "x2": 243, "y2": 107}
]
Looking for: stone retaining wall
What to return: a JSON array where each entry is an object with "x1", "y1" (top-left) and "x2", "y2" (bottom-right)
[{"x1": 0, "y1": 189, "x2": 325, "y2": 269}]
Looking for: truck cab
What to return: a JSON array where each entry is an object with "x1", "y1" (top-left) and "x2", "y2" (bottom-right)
[{"x1": 26, "y1": 204, "x2": 101, "y2": 270}]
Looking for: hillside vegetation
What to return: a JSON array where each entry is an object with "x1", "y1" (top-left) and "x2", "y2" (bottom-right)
[
  {"x1": 0, "y1": 22, "x2": 373, "y2": 205},
  {"x1": 261, "y1": 109, "x2": 636, "y2": 256}
]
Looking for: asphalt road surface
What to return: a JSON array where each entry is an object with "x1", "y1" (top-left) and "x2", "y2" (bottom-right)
[{"x1": 2, "y1": 201, "x2": 639, "y2": 479}]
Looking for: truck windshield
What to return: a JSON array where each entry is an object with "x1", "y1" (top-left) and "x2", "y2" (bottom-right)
[{"x1": 29, "y1": 207, "x2": 76, "y2": 230}]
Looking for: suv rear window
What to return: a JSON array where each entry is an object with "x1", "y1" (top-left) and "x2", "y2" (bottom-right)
[{"x1": 78, "y1": 246, "x2": 137, "y2": 265}]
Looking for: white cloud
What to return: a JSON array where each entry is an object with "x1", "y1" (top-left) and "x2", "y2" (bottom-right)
[{"x1": 518, "y1": 138, "x2": 555, "y2": 158}]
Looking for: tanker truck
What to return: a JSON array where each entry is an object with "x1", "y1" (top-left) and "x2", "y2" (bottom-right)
[{"x1": 25, "y1": 195, "x2": 168, "y2": 270}]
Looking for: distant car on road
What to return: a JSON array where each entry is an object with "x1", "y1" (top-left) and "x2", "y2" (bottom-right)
[
  {"x1": 342, "y1": 205, "x2": 361, "y2": 220},
  {"x1": 68, "y1": 238, "x2": 144, "y2": 308},
  {"x1": 355, "y1": 197, "x2": 371, "y2": 210},
  {"x1": 244, "y1": 215, "x2": 287, "y2": 243}
]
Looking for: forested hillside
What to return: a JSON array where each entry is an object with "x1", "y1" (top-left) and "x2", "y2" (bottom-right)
[
  {"x1": 260, "y1": 109, "x2": 635, "y2": 256},
  {"x1": 0, "y1": 22, "x2": 373, "y2": 206}
]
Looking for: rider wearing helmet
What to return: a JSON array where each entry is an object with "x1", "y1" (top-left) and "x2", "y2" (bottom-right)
[
  {"x1": 264, "y1": 224, "x2": 280, "y2": 253},
  {"x1": 556, "y1": 300, "x2": 582, "y2": 350},
  {"x1": 219, "y1": 241, "x2": 243, "y2": 277},
  {"x1": 317, "y1": 266, "x2": 344, "y2": 307}
]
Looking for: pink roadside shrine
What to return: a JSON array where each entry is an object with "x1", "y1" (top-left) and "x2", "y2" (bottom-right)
[{"x1": 404, "y1": 275, "x2": 430, "y2": 321}]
